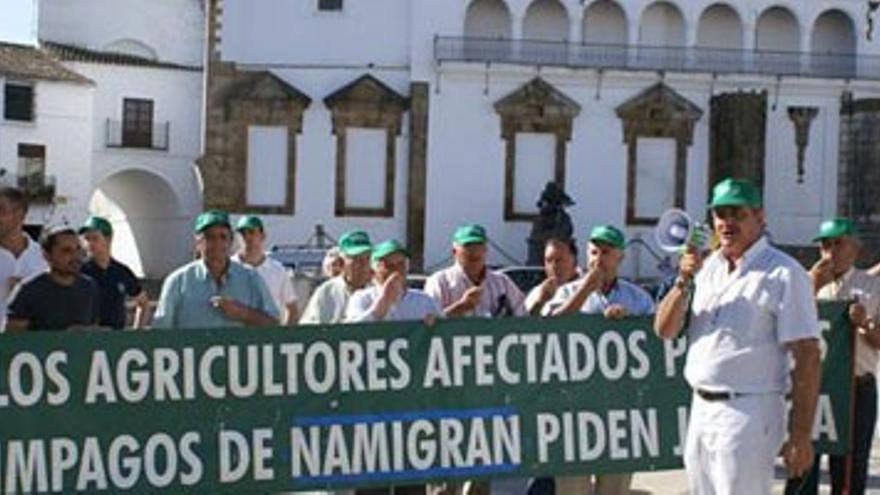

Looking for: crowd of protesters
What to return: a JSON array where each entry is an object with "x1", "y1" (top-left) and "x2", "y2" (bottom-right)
[{"x1": 1, "y1": 176, "x2": 880, "y2": 495}]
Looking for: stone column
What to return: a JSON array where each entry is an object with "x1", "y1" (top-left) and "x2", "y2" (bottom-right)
[{"x1": 407, "y1": 82, "x2": 430, "y2": 273}]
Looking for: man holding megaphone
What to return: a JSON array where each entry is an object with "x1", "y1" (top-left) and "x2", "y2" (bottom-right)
[{"x1": 654, "y1": 178, "x2": 821, "y2": 495}]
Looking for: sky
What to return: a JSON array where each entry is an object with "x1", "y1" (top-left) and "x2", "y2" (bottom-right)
[{"x1": 0, "y1": 0, "x2": 37, "y2": 45}]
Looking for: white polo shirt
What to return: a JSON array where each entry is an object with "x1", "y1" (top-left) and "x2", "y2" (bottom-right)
[
  {"x1": 424, "y1": 264, "x2": 526, "y2": 317},
  {"x1": 345, "y1": 285, "x2": 442, "y2": 323},
  {"x1": 817, "y1": 268, "x2": 880, "y2": 377},
  {"x1": 233, "y1": 253, "x2": 296, "y2": 318},
  {"x1": 684, "y1": 236, "x2": 820, "y2": 394}
]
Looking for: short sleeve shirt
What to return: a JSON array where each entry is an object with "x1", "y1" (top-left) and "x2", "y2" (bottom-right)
[
  {"x1": 684, "y1": 237, "x2": 820, "y2": 394},
  {"x1": 299, "y1": 276, "x2": 355, "y2": 325},
  {"x1": 424, "y1": 264, "x2": 526, "y2": 317},
  {"x1": 81, "y1": 258, "x2": 142, "y2": 329},
  {"x1": 8, "y1": 273, "x2": 99, "y2": 331},
  {"x1": 345, "y1": 286, "x2": 443, "y2": 322},
  {"x1": 817, "y1": 268, "x2": 880, "y2": 376},
  {"x1": 543, "y1": 277, "x2": 655, "y2": 316},
  {"x1": 152, "y1": 260, "x2": 279, "y2": 329},
  {"x1": 233, "y1": 253, "x2": 297, "y2": 315},
  {"x1": 0, "y1": 237, "x2": 49, "y2": 329}
]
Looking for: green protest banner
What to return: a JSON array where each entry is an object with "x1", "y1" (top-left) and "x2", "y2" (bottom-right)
[{"x1": 0, "y1": 302, "x2": 850, "y2": 493}]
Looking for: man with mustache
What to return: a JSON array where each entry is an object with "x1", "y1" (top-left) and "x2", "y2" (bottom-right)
[
  {"x1": 654, "y1": 178, "x2": 821, "y2": 494},
  {"x1": 784, "y1": 218, "x2": 880, "y2": 495},
  {"x1": 423, "y1": 224, "x2": 524, "y2": 495}
]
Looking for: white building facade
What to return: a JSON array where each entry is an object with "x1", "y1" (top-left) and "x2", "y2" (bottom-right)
[
  {"x1": 208, "y1": 0, "x2": 880, "y2": 278},
  {"x1": 36, "y1": 0, "x2": 205, "y2": 277}
]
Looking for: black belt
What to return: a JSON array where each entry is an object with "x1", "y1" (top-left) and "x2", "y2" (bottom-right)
[{"x1": 696, "y1": 389, "x2": 738, "y2": 401}]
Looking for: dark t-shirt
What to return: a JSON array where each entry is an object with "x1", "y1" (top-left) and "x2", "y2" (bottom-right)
[
  {"x1": 81, "y1": 258, "x2": 143, "y2": 329},
  {"x1": 8, "y1": 273, "x2": 99, "y2": 331}
]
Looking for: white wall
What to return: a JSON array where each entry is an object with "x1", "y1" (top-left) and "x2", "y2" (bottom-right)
[
  {"x1": 213, "y1": 0, "x2": 880, "y2": 279},
  {"x1": 0, "y1": 80, "x2": 94, "y2": 227},
  {"x1": 221, "y1": 0, "x2": 410, "y2": 67},
  {"x1": 38, "y1": 0, "x2": 204, "y2": 66}
]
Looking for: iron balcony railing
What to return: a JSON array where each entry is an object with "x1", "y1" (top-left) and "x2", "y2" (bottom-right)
[
  {"x1": 434, "y1": 36, "x2": 880, "y2": 80},
  {"x1": 105, "y1": 119, "x2": 170, "y2": 151}
]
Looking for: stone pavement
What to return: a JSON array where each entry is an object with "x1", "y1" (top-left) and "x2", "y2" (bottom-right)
[{"x1": 630, "y1": 436, "x2": 880, "y2": 494}]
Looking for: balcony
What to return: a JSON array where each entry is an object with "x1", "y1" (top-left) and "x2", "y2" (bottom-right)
[
  {"x1": 434, "y1": 37, "x2": 880, "y2": 81},
  {"x1": 105, "y1": 119, "x2": 170, "y2": 151},
  {"x1": 15, "y1": 174, "x2": 56, "y2": 203}
]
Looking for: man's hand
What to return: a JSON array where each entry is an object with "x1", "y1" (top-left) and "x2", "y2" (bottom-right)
[
  {"x1": 604, "y1": 304, "x2": 628, "y2": 319},
  {"x1": 782, "y1": 434, "x2": 815, "y2": 479},
  {"x1": 581, "y1": 262, "x2": 606, "y2": 292},
  {"x1": 679, "y1": 246, "x2": 704, "y2": 282},
  {"x1": 212, "y1": 296, "x2": 248, "y2": 320},
  {"x1": 850, "y1": 302, "x2": 868, "y2": 328},
  {"x1": 372, "y1": 272, "x2": 406, "y2": 320},
  {"x1": 809, "y1": 256, "x2": 834, "y2": 292},
  {"x1": 536, "y1": 277, "x2": 559, "y2": 305},
  {"x1": 459, "y1": 286, "x2": 483, "y2": 312}
]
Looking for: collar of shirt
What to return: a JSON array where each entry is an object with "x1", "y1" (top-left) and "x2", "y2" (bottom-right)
[
  {"x1": 718, "y1": 235, "x2": 770, "y2": 275},
  {"x1": 452, "y1": 262, "x2": 483, "y2": 287},
  {"x1": 195, "y1": 259, "x2": 231, "y2": 289}
]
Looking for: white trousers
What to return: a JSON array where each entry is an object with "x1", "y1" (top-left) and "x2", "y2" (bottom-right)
[{"x1": 684, "y1": 393, "x2": 785, "y2": 495}]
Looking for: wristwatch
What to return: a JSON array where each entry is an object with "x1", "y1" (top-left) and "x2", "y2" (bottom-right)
[{"x1": 674, "y1": 275, "x2": 691, "y2": 292}]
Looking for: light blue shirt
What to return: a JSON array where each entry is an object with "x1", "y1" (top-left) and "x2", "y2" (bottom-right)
[
  {"x1": 152, "y1": 259, "x2": 279, "y2": 329},
  {"x1": 345, "y1": 286, "x2": 442, "y2": 322},
  {"x1": 544, "y1": 277, "x2": 655, "y2": 316}
]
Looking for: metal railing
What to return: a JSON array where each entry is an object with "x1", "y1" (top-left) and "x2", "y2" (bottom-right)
[
  {"x1": 434, "y1": 36, "x2": 880, "y2": 80},
  {"x1": 105, "y1": 119, "x2": 170, "y2": 151},
  {"x1": 13, "y1": 174, "x2": 56, "y2": 202}
]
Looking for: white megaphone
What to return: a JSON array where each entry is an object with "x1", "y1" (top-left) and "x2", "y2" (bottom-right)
[{"x1": 655, "y1": 208, "x2": 712, "y2": 253}]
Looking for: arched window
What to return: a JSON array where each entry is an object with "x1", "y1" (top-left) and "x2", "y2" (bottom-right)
[
  {"x1": 583, "y1": 0, "x2": 627, "y2": 45},
  {"x1": 697, "y1": 3, "x2": 743, "y2": 49},
  {"x1": 811, "y1": 9, "x2": 856, "y2": 77},
  {"x1": 464, "y1": 0, "x2": 512, "y2": 39},
  {"x1": 523, "y1": 0, "x2": 569, "y2": 41},
  {"x1": 639, "y1": 2, "x2": 685, "y2": 47},
  {"x1": 755, "y1": 6, "x2": 800, "y2": 52}
]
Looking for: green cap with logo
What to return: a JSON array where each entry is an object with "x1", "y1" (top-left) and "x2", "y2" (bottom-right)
[
  {"x1": 709, "y1": 178, "x2": 763, "y2": 209},
  {"x1": 452, "y1": 224, "x2": 487, "y2": 246},
  {"x1": 235, "y1": 215, "x2": 264, "y2": 232},
  {"x1": 371, "y1": 239, "x2": 410, "y2": 264},
  {"x1": 338, "y1": 230, "x2": 372, "y2": 257},
  {"x1": 78, "y1": 216, "x2": 113, "y2": 237},
  {"x1": 194, "y1": 210, "x2": 231, "y2": 233},
  {"x1": 589, "y1": 225, "x2": 625, "y2": 250},
  {"x1": 813, "y1": 217, "x2": 858, "y2": 242}
]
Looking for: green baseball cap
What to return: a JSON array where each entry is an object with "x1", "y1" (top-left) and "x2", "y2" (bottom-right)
[
  {"x1": 371, "y1": 239, "x2": 410, "y2": 264},
  {"x1": 235, "y1": 215, "x2": 264, "y2": 232},
  {"x1": 709, "y1": 178, "x2": 763, "y2": 209},
  {"x1": 78, "y1": 216, "x2": 113, "y2": 237},
  {"x1": 452, "y1": 224, "x2": 487, "y2": 245},
  {"x1": 589, "y1": 225, "x2": 625, "y2": 250},
  {"x1": 194, "y1": 210, "x2": 231, "y2": 233},
  {"x1": 338, "y1": 230, "x2": 372, "y2": 257},
  {"x1": 813, "y1": 217, "x2": 858, "y2": 242}
]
